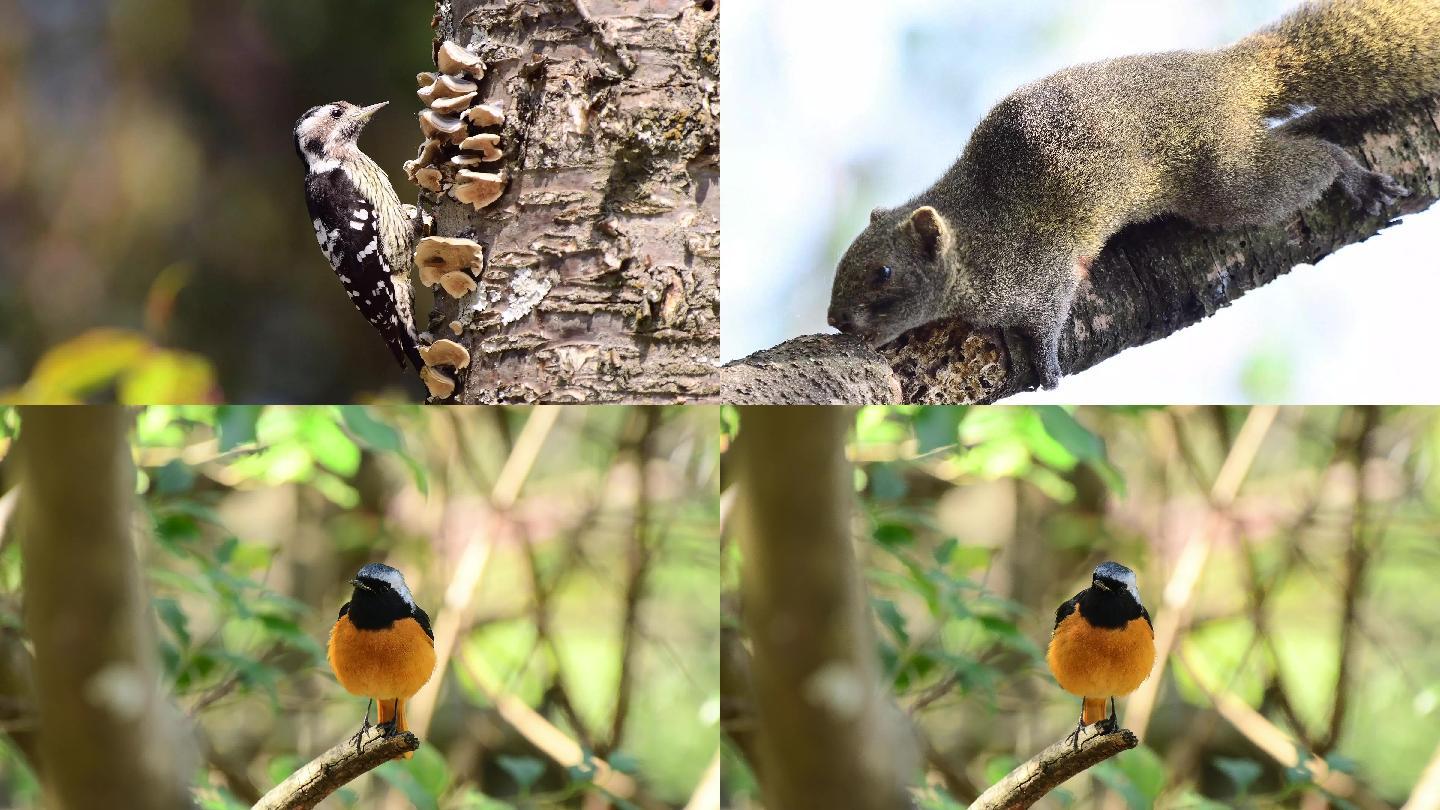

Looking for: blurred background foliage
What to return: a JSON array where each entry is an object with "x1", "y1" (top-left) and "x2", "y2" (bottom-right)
[
  {"x1": 720, "y1": 406, "x2": 1440, "y2": 809},
  {"x1": 0, "y1": 405, "x2": 719, "y2": 808},
  {"x1": 0, "y1": 0, "x2": 438, "y2": 402}
]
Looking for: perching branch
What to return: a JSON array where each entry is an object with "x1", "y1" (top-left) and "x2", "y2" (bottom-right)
[
  {"x1": 251, "y1": 730, "x2": 420, "y2": 810},
  {"x1": 722, "y1": 96, "x2": 1440, "y2": 404},
  {"x1": 970, "y1": 727, "x2": 1139, "y2": 810}
]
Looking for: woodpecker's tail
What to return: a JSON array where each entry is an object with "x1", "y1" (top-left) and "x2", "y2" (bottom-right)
[
  {"x1": 1082, "y1": 697, "x2": 1109, "y2": 726},
  {"x1": 378, "y1": 698, "x2": 414, "y2": 760},
  {"x1": 1239, "y1": 0, "x2": 1440, "y2": 118}
]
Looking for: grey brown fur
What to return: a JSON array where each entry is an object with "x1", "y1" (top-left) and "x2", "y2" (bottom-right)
[{"x1": 829, "y1": 0, "x2": 1440, "y2": 389}]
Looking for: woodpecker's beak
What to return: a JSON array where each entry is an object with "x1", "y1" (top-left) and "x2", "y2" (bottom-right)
[{"x1": 357, "y1": 101, "x2": 388, "y2": 121}]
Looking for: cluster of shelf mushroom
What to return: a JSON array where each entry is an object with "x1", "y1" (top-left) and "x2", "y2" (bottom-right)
[
  {"x1": 405, "y1": 41, "x2": 508, "y2": 210},
  {"x1": 407, "y1": 40, "x2": 507, "y2": 401}
]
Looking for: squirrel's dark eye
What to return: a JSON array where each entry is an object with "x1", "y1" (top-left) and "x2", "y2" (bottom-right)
[
  {"x1": 871, "y1": 265, "x2": 893, "y2": 286},
  {"x1": 331, "y1": 107, "x2": 343, "y2": 118}
]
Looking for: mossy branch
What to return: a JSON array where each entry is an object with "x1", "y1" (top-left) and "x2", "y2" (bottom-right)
[
  {"x1": 251, "y1": 729, "x2": 419, "y2": 810},
  {"x1": 722, "y1": 96, "x2": 1440, "y2": 404},
  {"x1": 970, "y1": 727, "x2": 1139, "y2": 810}
]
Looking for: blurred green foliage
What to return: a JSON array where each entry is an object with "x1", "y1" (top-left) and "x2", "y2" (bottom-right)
[
  {"x1": 0, "y1": 0, "x2": 439, "y2": 401},
  {"x1": 0, "y1": 405, "x2": 719, "y2": 808}
]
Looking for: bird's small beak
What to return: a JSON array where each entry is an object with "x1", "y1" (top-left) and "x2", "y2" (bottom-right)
[
  {"x1": 356, "y1": 101, "x2": 388, "y2": 121},
  {"x1": 350, "y1": 578, "x2": 370, "y2": 591}
]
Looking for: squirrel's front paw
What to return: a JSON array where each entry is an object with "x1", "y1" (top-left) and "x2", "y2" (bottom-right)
[
  {"x1": 1343, "y1": 170, "x2": 1410, "y2": 216},
  {"x1": 1038, "y1": 360, "x2": 1062, "y2": 390}
]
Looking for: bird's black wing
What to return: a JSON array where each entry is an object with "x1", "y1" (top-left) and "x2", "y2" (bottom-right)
[
  {"x1": 337, "y1": 601, "x2": 350, "y2": 619},
  {"x1": 1053, "y1": 590, "x2": 1083, "y2": 630},
  {"x1": 412, "y1": 605, "x2": 435, "y2": 641},
  {"x1": 304, "y1": 168, "x2": 423, "y2": 369},
  {"x1": 1140, "y1": 604, "x2": 1154, "y2": 634}
]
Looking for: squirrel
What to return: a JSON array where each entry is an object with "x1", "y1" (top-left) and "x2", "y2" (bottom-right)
[{"x1": 828, "y1": 0, "x2": 1440, "y2": 389}]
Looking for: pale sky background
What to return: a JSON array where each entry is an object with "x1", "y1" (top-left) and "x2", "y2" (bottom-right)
[{"x1": 721, "y1": 0, "x2": 1440, "y2": 403}]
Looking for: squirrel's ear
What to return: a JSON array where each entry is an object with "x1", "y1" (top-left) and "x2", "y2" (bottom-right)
[{"x1": 905, "y1": 206, "x2": 948, "y2": 260}]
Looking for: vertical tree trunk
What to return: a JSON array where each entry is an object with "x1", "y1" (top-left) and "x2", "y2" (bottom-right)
[
  {"x1": 15, "y1": 406, "x2": 193, "y2": 808},
  {"x1": 732, "y1": 407, "x2": 918, "y2": 810},
  {"x1": 424, "y1": 0, "x2": 719, "y2": 403}
]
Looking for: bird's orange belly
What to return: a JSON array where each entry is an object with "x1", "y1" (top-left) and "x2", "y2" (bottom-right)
[
  {"x1": 327, "y1": 616, "x2": 436, "y2": 700},
  {"x1": 1047, "y1": 612, "x2": 1154, "y2": 699}
]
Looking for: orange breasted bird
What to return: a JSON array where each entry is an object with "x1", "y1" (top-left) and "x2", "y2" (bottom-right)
[
  {"x1": 327, "y1": 563, "x2": 436, "y2": 758},
  {"x1": 1046, "y1": 561, "x2": 1155, "y2": 747}
]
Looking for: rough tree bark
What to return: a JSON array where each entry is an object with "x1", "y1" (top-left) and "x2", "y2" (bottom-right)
[
  {"x1": 422, "y1": 0, "x2": 719, "y2": 403},
  {"x1": 722, "y1": 96, "x2": 1440, "y2": 404},
  {"x1": 14, "y1": 406, "x2": 194, "y2": 809},
  {"x1": 731, "y1": 407, "x2": 918, "y2": 810}
]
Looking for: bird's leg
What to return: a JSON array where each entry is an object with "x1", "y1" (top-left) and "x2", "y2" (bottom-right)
[
  {"x1": 1065, "y1": 698, "x2": 1086, "y2": 751},
  {"x1": 377, "y1": 699, "x2": 400, "y2": 737},
  {"x1": 350, "y1": 699, "x2": 374, "y2": 752},
  {"x1": 1098, "y1": 696, "x2": 1119, "y2": 734}
]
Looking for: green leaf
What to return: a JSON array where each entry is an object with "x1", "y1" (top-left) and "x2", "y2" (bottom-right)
[
  {"x1": 216, "y1": 406, "x2": 261, "y2": 451},
  {"x1": 607, "y1": 750, "x2": 640, "y2": 775},
  {"x1": 340, "y1": 406, "x2": 404, "y2": 452},
  {"x1": 933, "y1": 538, "x2": 958, "y2": 566},
  {"x1": 874, "y1": 522, "x2": 913, "y2": 548},
  {"x1": 1213, "y1": 756, "x2": 1262, "y2": 795},
  {"x1": 873, "y1": 598, "x2": 910, "y2": 645},
  {"x1": 152, "y1": 459, "x2": 195, "y2": 494},
  {"x1": 154, "y1": 597, "x2": 191, "y2": 649},
  {"x1": 497, "y1": 755, "x2": 545, "y2": 791},
  {"x1": 1113, "y1": 744, "x2": 1164, "y2": 803},
  {"x1": 376, "y1": 760, "x2": 439, "y2": 810},
  {"x1": 1036, "y1": 407, "x2": 1104, "y2": 462},
  {"x1": 406, "y1": 743, "x2": 451, "y2": 796},
  {"x1": 914, "y1": 407, "x2": 965, "y2": 453}
]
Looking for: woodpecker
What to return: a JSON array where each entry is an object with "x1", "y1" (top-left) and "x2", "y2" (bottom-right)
[
  {"x1": 295, "y1": 101, "x2": 425, "y2": 370},
  {"x1": 1046, "y1": 560, "x2": 1155, "y2": 748}
]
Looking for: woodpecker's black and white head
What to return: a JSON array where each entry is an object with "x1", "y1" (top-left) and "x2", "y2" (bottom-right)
[
  {"x1": 346, "y1": 562, "x2": 420, "y2": 629},
  {"x1": 1091, "y1": 561, "x2": 1141, "y2": 606},
  {"x1": 294, "y1": 101, "x2": 387, "y2": 172}
]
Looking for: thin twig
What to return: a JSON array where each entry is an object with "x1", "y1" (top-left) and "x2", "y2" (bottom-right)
[
  {"x1": 970, "y1": 727, "x2": 1139, "y2": 810},
  {"x1": 608, "y1": 407, "x2": 661, "y2": 752},
  {"x1": 251, "y1": 730, "x2": 419, "y2": 810}
]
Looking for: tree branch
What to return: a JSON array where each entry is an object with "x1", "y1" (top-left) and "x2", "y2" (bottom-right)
[
  {"x1": 722, "y1": 96, "x2": 1440, "y2": 404},
  {"x1": 970, "y1": 727, "x2": 1139, "y2": 810},
  {"x1": 251, "y1": 730, "x2": 420, "y2": 810}
]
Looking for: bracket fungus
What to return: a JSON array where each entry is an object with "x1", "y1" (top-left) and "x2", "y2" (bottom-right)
[
  {"x1": 406, "y1": 163, "x2": 445, "y2": 193},
  {"x1": 452, "y1": 170, "x2": 507, "y2": 210},
  {"x1": 419, "y1": 366, "x2": 456, "y2": 400},
  {"x1": 437, "y1": 41, "x2": 485, "y2": 79},
  {"x1": 439, "y1": 271, "x2": 479, "y2": 299},
  {"x1": 430, "y1": 91, "x2": 477, "y2": 115},
  {"x1": 418, "y1": 110, "x2": 467, "y2": 144},
  {"x1": 416, "y1": 236, "x2": 484, "y2": 280},
  {"x1": 463, "y1": 103, "x2": 504, "y2": 128},
  {"x1": 459, "y1": 133, "x2": 503, "y2": 162},
  {"x1": 420, "y1": 338, "x2": 471, "y2": 370}
]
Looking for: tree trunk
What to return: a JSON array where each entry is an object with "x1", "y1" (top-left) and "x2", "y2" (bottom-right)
[
  {"x1": 731, "y1": 407, "x2": 918, "y2": 810},
  {"x1": 422, "y1": 0, "x2": 719, "y2": 403},
  {"x1": 722, "y1": 96, "x2": 1440, "y2": 404},
  {"x1": 15, "y1": 406, "x2": 194, "y2": 809}
]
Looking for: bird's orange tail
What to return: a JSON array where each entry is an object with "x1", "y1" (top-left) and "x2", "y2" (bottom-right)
[
  {"x1": 1082, "y1": 697, "x2": 1108, "y2": 726},
  {"x1": 377, "y1": 698, "x2": 413, "y2": 760}
]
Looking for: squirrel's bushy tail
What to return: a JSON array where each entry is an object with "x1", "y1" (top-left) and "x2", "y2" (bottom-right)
[{"x1": 1241, "y1": 0, "x2": 1440, "y2": 117}]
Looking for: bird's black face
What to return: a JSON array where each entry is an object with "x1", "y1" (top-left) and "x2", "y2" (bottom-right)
[
  {"x1": 345, "y1": 563, "x2": 417, "y2": 629},
  {"x1": 293, "y1": 101, "x2": 387, "y2": 168}
]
